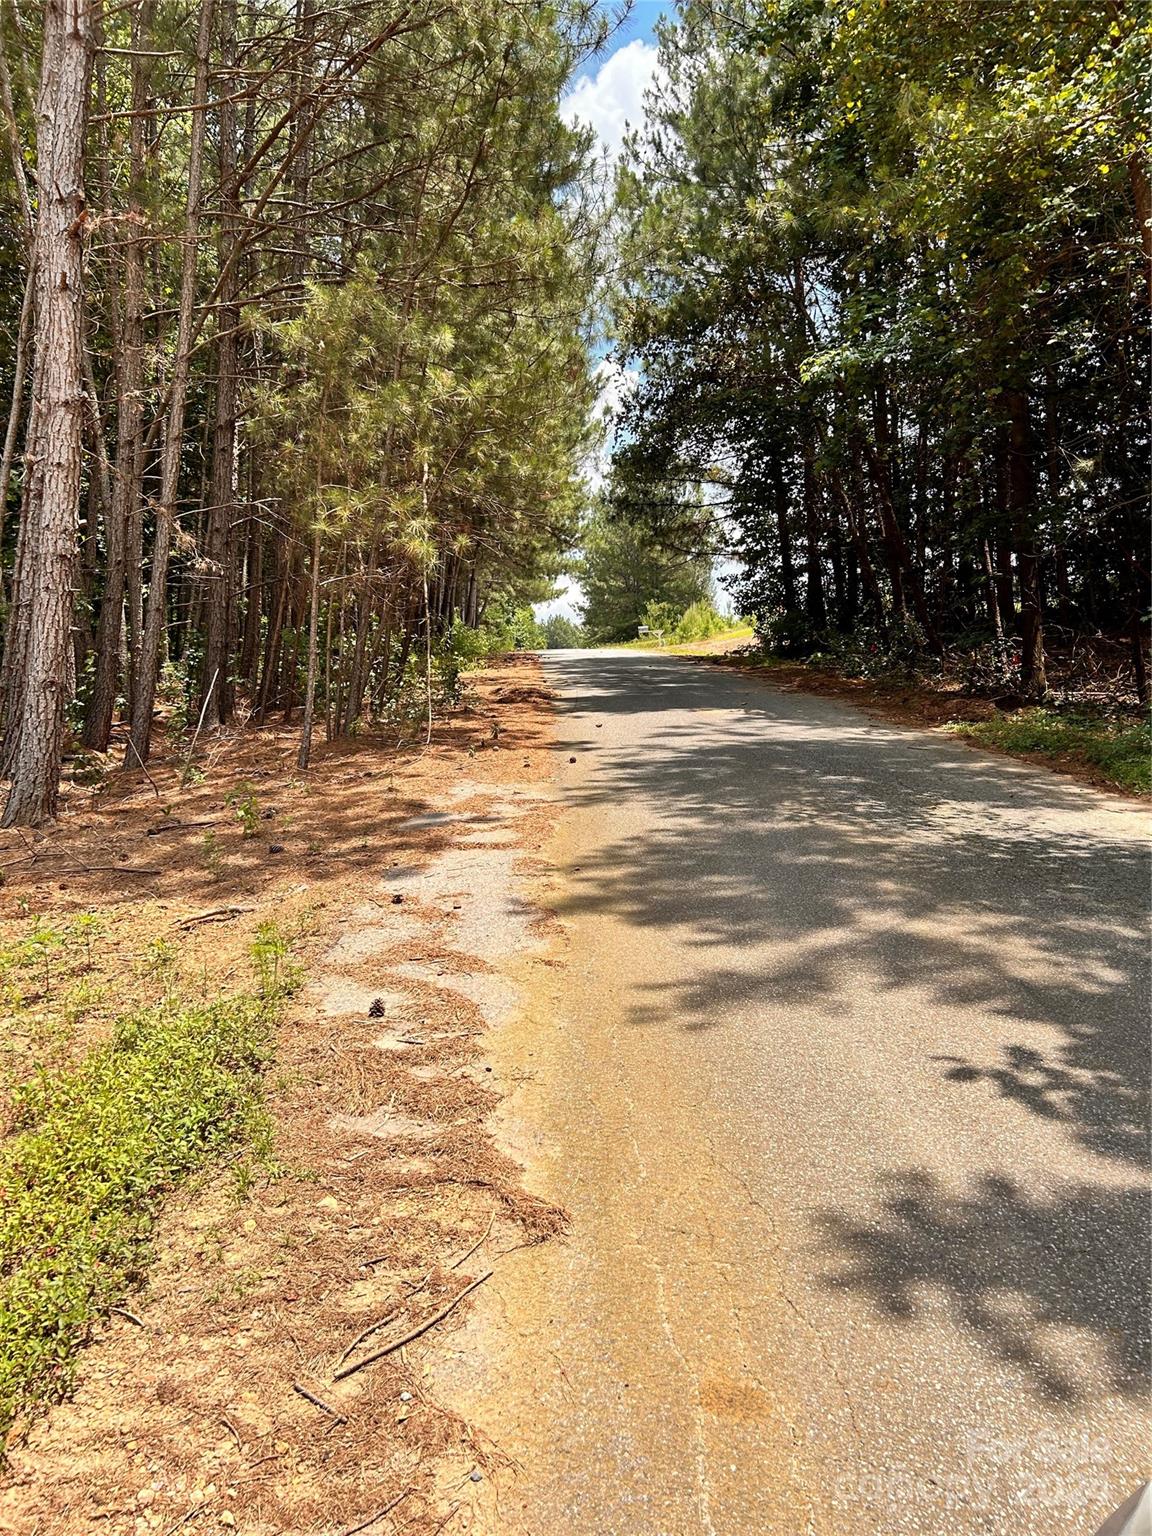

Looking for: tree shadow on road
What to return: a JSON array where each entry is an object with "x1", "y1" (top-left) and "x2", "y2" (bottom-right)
[
  {"x1": 817, "y1": 1170, "x2": 1150, "y2": 1403},
  {"x1": 546, "y1": 652, "x2": 1149, "y2": 1166},
  {"x1": 543, "y1": 652, "x2": 1151, "y2": 1402}
]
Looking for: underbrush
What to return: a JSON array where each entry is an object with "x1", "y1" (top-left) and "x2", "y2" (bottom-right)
[
  {"x1": 0, "y1": 917, "x2": 297, "y2": 1437},
  {"x1": 951, "y1": 710, "x2": 1151, "y2": 796}
]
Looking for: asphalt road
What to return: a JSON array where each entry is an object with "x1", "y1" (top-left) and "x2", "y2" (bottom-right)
[{"x1": 445, "y1": 650, "x2": 1150, "y2": 1536}]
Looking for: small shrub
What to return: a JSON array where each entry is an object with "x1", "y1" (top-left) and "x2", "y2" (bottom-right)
[
  {"x1": 157, "y1": 660, "x2": 191, "y2": 737},
  {"x1": 809, "y1": 617, "x2": 936, "y2": 680},
  {"x1": 201, "y1": 829, "x2": 223, "y2": 877},
  {"x1": 249, "y1": 922, "x2": 301, "y2": 999},
  {"x1": 0, "y1": 996, "x2": 271, "y2": 1434},
  {"x1": 673, "y1": 600, "x2": 728, "y2": 642},
  {"x1": 228, "y1": 782, "x2": 261, "y2": 838}
]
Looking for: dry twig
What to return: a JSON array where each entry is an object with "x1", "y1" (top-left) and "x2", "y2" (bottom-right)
[
  {"x1": 339, "y1": 1489, "x2": 412, "y2": 1536},
  {"x1": 334, "y1": 1305, "x2": 404, "y2": 1369},
  {"x1": 332, "y1": 1271, "x2": 492, "y2": 1381},
  {"x1": 449, "y1": 1210, "x2": 495, "y2": 1271},
  {"x1": 292, "y1": 1380, "x2": 347, "y2": 1424},
  {"x1": 173, "y1": 903, "x2": 253, "y2": 928}
]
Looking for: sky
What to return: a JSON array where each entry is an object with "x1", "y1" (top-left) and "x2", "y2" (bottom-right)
[
  {"x1": 560, "y1": 4, "x2": 666, "y2": 166},
  {"x1": 534, "y1": 3, "x2": 670, "y2": 624}
]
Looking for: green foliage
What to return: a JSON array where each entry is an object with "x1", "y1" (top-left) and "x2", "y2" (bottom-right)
[
  {"x1": 952, "y1": 711, "x2": 1151, "y2": 796},
  {"x1": 578, "y1": 501, "x2": 716, "y2": 642},
  {"x1": 433, "y1": 606, "x2": 545, "y2": 700},
  {"x1": 810, "y1": 619, "x2": 937, "y2": 680},
  {"x1": 0, "y1": 995, "x2": 271, "y2": 1433},
  {"x1": 672, "y1": 600, "x2": 728, "y2": 642},
  {"x1": 227, "y1": 782, "x2": 260, "y2": 838},
  {"x1": 609, "y1": 0, "x2": 1149, "y2": 698},
  {"x1": 542, "y1": 613, "x2": 585, "y2": 649},
  {"x1": 249, "y1": 922, "x2": 301, "y2": 1000},
  {"x1": 200, "y1": 830, "x2": 223, "y2": 878},
  {"x1": 640, "y1": 600, "x2": 680, "y2": 638},
  {"x1": 157, "y1": 660, "x2": 191, "y2": 738}
]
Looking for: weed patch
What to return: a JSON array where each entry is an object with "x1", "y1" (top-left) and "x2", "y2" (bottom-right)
[
  {"x1": 0, "y1": 995, "x2": 272, "y2": 1436},
  {"x1": 951, "y1": 709, "x2": 1151, "y2": 796}
]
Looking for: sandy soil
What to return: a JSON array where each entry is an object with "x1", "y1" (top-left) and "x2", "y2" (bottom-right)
[{"x1": 0, "y1": 656, "x2": 565, "y2": 1536}]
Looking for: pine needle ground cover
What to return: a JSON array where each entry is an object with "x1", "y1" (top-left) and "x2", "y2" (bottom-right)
[{"x1": 0, "y1": 995, "x2": 271, "y2": 1436}]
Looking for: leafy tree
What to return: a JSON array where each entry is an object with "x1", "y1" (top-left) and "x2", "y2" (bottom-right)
[
  {"x1": 542, "y1": 614, "x2": 585, "y2": 648},
  {"x1": 577, "y1": 496, "x2": 716, "y2": 642},
  {"x1": 610, "y1": 0, "x2": 1150, "y2": 696}
]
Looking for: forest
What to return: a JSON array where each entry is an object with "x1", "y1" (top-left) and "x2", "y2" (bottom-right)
[
  {"x1": 0, "y1": 0, "x2": 1148, "y2": 826},
  {"x1": 0, "y1": 5, "x2": 1147, "y2": 1525},
  {"x1": 0, "y1": 0, "x2": 604, "y2": 827},
  {"x1": 607, "y1": 0, "x2": 1150, "y2": 705}
]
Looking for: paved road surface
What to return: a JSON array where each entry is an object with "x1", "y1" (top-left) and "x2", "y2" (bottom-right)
[{"x1": 441, "y1": 651, "x2": 1150, "y2": 1536}]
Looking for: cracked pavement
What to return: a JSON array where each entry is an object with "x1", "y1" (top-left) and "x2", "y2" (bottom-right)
[{"x1": 432, "y1": 649, "x2": 1150, "y2": 1536}]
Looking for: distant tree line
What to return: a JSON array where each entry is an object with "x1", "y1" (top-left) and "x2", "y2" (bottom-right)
[{"x1": 609, "y1": 0, "x2": 1150, "y2": 700}]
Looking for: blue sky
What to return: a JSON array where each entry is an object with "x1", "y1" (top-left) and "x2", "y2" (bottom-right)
[
  {"x1": 537, "y1": 5, "x2": 671, "y2": 623},
  {"x1": 560, "y1": 3, "x2": 668, "y2": 167}
]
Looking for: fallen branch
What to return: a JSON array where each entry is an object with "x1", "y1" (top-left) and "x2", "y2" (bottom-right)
[
  {"x1": 173, "y1": 903, "x2": 254, "y2": 929},
  {"x1": 332, "y1": 1271, "x2": 492, "y2": 1381},
  {"x1": 339, "y1": 1490, "x2": 412, "y2": 1536},
  {"x1": 125, "y1": 733, "x2": 162, "y2": 799},
  {"x1": 147, "y1": 818, "x2": 219, "y2": 836},
  {"x1": 292, "y1": 1380, "x2": 347, "y2": 1424},
  {"x1": 334, "y1": 1305, "x2": 404, "y2": 1369},
  {"x1": 181, "y1": 668, "x2": 219, "y2": 786},
  {"x1": 72, "y1": 864, "x2": 163, "y2": 876},
  {"x1": 449, "y1": 1210, "x2": 495, "y2": 1271}
]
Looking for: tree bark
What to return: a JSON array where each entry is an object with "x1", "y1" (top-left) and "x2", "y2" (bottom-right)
[
  {"x1": 198, "y1": 0, "x2": 239, "y2": 728},
  {"x1": 297, "y1": 522, "x2": 321, "y2": 768},
  {"x1": 1003, "y1": 388, "x2": 1046, "y2": 697},
  {"x1": 126, "y1": 0, "x2": 215, "y2": 768},
  {"x1": 83, "y1": 0, "x2": 155, "y2": 750},
  {"x1": 2, "y1": 0, "x2": 94, "y2": 826}
]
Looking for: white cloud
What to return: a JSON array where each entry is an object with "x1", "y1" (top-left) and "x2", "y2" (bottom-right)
[
  {"x1": 534, "y1": 579, "x2": 582, "y2": 623},
  {"x1": 561, "y1": 38, "x2": 660, "y2": 166}
]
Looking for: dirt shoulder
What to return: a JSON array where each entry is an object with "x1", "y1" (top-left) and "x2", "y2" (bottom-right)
[
  {"x1": 695, "y1": 652, "x2": 1150, "y2": 801},
  {"x1": 0, "y1": 655, "x2": 563, "y2": 1536}
]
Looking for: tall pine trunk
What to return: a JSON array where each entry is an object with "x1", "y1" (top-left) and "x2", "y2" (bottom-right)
[
  {"x1": 126, "y1": 0, "x2": 215, "y2": 767},
  {"x1": 83, "y1": 0, "x2": 154, "y2": 750},
  {"x1": 198, "y1": 0, "x2": 238, "y2": 728},
  {"x1": 2, "y1": 0, "x2": 94, "y2": 826}
]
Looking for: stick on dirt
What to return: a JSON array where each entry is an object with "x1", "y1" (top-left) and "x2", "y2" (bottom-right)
[
  {"x1": 334, "y1": 1305, "x2": 404, "y2": 1369},
  {"x1": 338, "y1": 1489, "x2": 412, "y2": 1536},
  {"x1": 174, "y1": 903, "x2": 253, "y2": 928},
  {"x1": 292, "y1": 1380, "x2": 347, "y2": 1424},
  {"x1": 449, "y1": 1209, "x2": 495, "y2": 1270},
  {"x1": 332, "y1": 1271, "x2": 493, "y2": 1381}
]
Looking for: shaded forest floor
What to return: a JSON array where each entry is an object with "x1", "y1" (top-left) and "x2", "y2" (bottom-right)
[
  {"x1": 0, "y1": 656, "x2": 565, "y2": 1536},
  {"x1": 697, "y1": 649, "x2": 1151, "y2": 799}
]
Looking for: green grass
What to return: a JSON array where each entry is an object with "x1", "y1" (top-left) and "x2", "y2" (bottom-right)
[
  {"x1": 952, "y1": 709, "x2": 1151, "y2": 796},
  {"x1": 0, "y1": 995, "x2": 272, "y2": 1433},
  {"x1": 614, "y1": 622, "x2": 756, "y2": 652}
]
